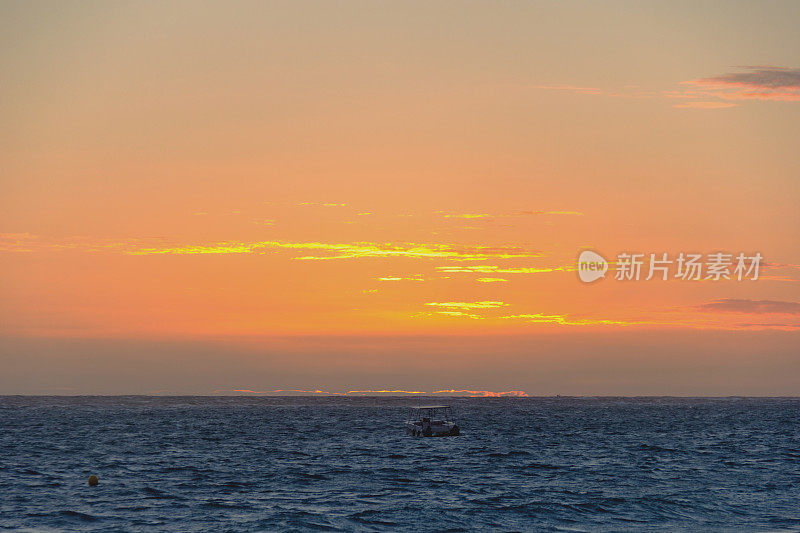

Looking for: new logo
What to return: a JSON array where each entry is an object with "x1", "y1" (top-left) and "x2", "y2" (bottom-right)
[{"x1": 578, "y1": 250, "x2": 608, "y2": 283}]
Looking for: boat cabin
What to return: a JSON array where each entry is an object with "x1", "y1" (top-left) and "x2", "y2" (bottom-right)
[{"x1": 405, "y1": 405, "x2": 460, "y2": 437}]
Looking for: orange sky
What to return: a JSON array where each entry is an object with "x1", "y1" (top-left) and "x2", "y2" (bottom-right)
[{"x1": 1, "y1": 1, "x2": 799, "y2": 394}]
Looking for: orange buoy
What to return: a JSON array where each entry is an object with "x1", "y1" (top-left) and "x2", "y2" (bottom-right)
[{"x1": 88, "y1": 475, "x2": 98, "y2": 486}]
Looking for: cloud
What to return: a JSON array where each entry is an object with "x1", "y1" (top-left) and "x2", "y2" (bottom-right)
[
  {"x1": 443, "y1": 213, "x2": 492, "y2": 219},
  {"x1": 696, "y1": 298, "x2": 800, "y2": 315},
  {"x1": 419, "y1": 304, "x2": 799, "y2": 330},
  {"x1": 536, "y1": 67, "x2": 800, "y2": 108},
  {"x1": 694, "y1": 66, "x2": 800, "y2": 90},
  {"x1": 431, "y1": 310, "x2": 485, "y2": 319},
  {"x1": 685, "y1": 66, "x2": 800, "y2": 102},
  {"x1": 432, "y1": 389, "x2": 528, "y2": 397},
  {"x1": 426, "y1": 301, "x2": 508, "y2": 310},
  {"x1": 127, "y1": 240, "x2": 543, "y2": 261},
  {"x1": 0, "y1": 235, "x2": 544, "y2": 262},
  {"x1": 734, "y1": 322, "x2": 800, "y2": 329},
  {"x1": 420, "y1": 304, "x2": 648, "y2": 326},
  {"x1": 499, "y1": 313, "x2": 646, "y2": 326},
  {"x1": 476, "y1": 277, "x2": 508, "y2": 283},
  {"x1": 436, "y1": 265, "x2": 570, "y2": 274}
]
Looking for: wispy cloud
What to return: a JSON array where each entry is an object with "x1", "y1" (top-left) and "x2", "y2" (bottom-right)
[
  {"x1": 499, "y1": 313, "x2": 647, "y2": 326},
  {"x1": 436, "y1": 265, "x2": 570, "y2": 274},
  {"x1": 0, "y1": 235, "x2": 543, "y2": 262},
  {"x1": 432, "y1": 389, "x2": 528, "y2": 397},
  {"x1": 426, "y1": 301, "x2": 508, "y2": 310},
  {"x1": 734, "y1": 322, "x2": 800, "y2": 329},
  {"x1": 431, "y1": 310, "x2": 486, "y2": 319},
  {"x1": 697, "y1": 298, "x2": 800, "y2": 315},
  {"x1": 128, "y1": 241, "x2": 543, "y2": 261},
  {"x1": 424, "y1": 301, "x2": 509, "y2": 320},
  {"x1": 415, "y1": 306, "x2": 655, "y2": 327},
  {"x1": 419, "y1": 305, "x2": 799, "y2": 330},
  {"x1": 688, "y1": 66, "x2": 800, "y2": 97},
  {"x1": 536, "y1": 66, "x2": 800, "y2": 109},
  {"x1": 443, "y1": 213, "x2": 492, "y2": 219},
  {"x1": 298, "y1": 202, "x2": 348, "y2": 207},
  {"x1": 685, "y1": 66, "x2": 800, "y2": 102}
]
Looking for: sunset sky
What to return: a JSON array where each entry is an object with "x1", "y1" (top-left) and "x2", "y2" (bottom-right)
[{"x1": 2, "y1": 1, "x2": 799, "y2": 395}]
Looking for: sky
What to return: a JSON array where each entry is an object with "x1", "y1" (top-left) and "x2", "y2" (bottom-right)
[{"x1": 1, "y1": 0, "x2": 799, "y2": 395}]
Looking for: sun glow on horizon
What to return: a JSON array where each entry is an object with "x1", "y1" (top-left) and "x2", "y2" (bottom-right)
[{"x1": 215, "y1": 389, "x2": 530, "y2": 397}]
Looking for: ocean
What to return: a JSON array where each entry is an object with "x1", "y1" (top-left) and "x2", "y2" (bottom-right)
[{"x1": 1, "y1": 396, "x2": 798, "y2": 531}]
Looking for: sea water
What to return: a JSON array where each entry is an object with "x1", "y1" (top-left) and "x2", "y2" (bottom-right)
[{"x1": 1, "y1": 396, "x2": 798, "y2": 531}]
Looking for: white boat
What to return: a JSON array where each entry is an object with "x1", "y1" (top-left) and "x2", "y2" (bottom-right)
[{"x1": 405, "y1": 405, "x2": 460, "y2": 437}]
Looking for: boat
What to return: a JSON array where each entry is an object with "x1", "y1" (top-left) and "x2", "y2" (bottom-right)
[{"x1": 405, "y1": 405, "x2": 460, "y2": 437}]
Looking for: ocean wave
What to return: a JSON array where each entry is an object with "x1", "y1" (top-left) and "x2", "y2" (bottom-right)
[{"x1": 2, "y1": 396, "x2": 799, "y2": 531}]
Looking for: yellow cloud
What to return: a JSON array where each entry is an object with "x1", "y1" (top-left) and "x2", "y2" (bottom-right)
[
  {"x1": 436, "y1": 265, "x2": 569, "y2": 274},
  {"x1": 127, "y1": 241, "x2": 541, "y2": 261},
  {"x1": 499, "y1": 313, "x2": 646, "y2": 326},
  {"x1": 0, "y1": 235, "x2": 545, "y2": 262},
  {"x1": 476, "y1": 277, "x2": 508, "y2": 283},
  {"x1": 433, "y1": 389, "x2": 528, "y2": 397},
  {"x1": 426, "y1": 301, "x2": 508, "y2": 310},
  {"x1": 298, "y1": 202, "x2": 347, "y2": 207},
  {"x1": 434, "y1": 310, "x2": 485, "y2": 319}
]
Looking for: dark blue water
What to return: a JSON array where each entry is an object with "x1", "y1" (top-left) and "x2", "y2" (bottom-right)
[{"x1": 1, "y1": 397, "x2": 799, "y2": 531}]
